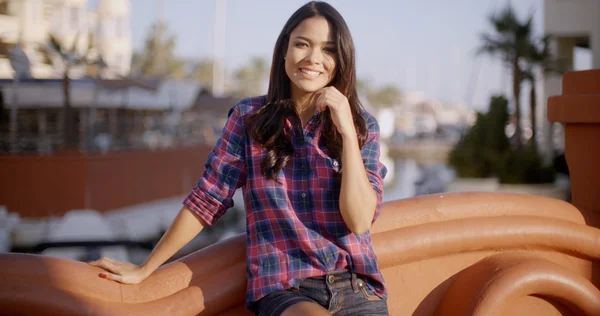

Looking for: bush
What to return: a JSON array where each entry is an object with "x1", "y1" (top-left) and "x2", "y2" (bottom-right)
[
  {"x1": 448, "y1": 95, "x2": 555, "y2": 184},
  {"x1": 449, "y1": 96, "x2": 510, "y2": 178},
  {"x1": 497, "y1": 141, "x2": 556, "y2": 184}
]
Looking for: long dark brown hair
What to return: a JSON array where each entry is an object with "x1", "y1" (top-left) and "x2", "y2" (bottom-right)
[{"x1": 246, "y1": 1, "x2": 368, "y2": 180}]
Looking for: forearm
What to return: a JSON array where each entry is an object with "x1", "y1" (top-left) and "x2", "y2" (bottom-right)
[
  {"x1": 140, "y1": 206, "x2": 207, "y2": 275},
  {"x1": 339, "y1": 134, "x2": 378, "y2": 235}
]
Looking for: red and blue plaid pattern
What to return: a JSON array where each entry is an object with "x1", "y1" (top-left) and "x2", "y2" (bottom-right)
[{"x1": 183, "y1": 96, "x2": 388, "y2": 308}]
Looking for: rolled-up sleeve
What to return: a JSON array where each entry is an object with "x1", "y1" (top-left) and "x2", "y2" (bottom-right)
[
  {"x1": 361, "y1": 114, "x2": 387, "y2": 224},
  {"x1": 183, "y1": 104, "x2": 247, "y2": 227}
]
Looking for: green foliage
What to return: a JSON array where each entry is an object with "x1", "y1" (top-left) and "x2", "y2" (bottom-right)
[
  {"x1": 449, "y1": 96, "x2": 510, "y2": 178},
  {"x1": 132, "y1": 21, "x2": 184, "y2": 79},
  {"x1": 496, "y1": 141, "x2": 555, "y2": 184},
  {"x1": 478, "y1": 5, "x2": 534, "y2": 64},
  {"x1": 478, "y1": 3, "x2": 538, "y2": 150},
  {"x1": 448, "y1": 95, "x2": 554, "y2": 184}
]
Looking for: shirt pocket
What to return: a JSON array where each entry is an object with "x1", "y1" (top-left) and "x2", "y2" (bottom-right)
[{"x1": 316, "y1": 156, "x2": 342, "y2": 189}]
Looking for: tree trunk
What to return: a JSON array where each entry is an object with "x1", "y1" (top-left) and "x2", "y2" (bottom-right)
[
  {"x1": 530, "y1": 78, "x2": 537, "y2": 145},
  {"x1": 62, "y1": 66, "x2": 74, "y2": 149},
  {"x1": 512, "y1": 58, "x2": 523, "y2": 150},
  {"x1": 9, "y1": 75, "x2": 20, "y2": 152}
]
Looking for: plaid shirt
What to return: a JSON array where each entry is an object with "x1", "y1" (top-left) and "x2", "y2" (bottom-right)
[{"x1": 183, "y1": 96, "x2": 388, "y2": 308}]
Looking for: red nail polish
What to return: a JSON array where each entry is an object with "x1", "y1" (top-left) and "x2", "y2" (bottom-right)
[{"x1": 99, "y1": 273, "x2": 107, "y2": 279}]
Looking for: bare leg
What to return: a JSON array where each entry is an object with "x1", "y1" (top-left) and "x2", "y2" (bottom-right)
[{"x1": 281, "y1": 301, "x2": 331, "y2": 316}]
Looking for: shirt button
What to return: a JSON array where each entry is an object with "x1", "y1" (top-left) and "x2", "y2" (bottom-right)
[
  {"x1": 333, "y1": 161, "x2": 339, "y2": 167},
  {"x1": 301, "y1": 193, "x2": 306, "y2": 198}
]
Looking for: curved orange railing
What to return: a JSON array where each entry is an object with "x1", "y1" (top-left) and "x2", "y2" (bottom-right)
[{"x1": 1, "y1": 192, "x2": 599, "y2": 315}]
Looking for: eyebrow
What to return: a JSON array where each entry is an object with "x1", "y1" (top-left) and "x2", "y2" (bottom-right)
[{"x1": 294, "y1": 36, "x2": 335, "y2": 46}]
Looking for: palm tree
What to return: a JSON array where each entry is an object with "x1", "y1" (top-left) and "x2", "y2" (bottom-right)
[
  {"x1": 523, "y1": 35, "x2": 566, "y2": 145},
  {"x1": 45, "y1": 33, "x2": 95, "y2": 148},
  {"x1": 128, "y1": 21, "x2": 184, "y2": 81},
  {"x1": 479, "y1": 5, "x2": 535, "y2": 150}
]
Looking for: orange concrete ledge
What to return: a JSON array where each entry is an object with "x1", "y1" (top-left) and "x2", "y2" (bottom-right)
[{"x1": 0, "y1": 193, "x2": 599, "y2": 315}]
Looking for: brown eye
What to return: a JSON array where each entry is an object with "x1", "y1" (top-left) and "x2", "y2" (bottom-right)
[{"x1": 324, "y1": 46, "x2": 337, "y2": 54}]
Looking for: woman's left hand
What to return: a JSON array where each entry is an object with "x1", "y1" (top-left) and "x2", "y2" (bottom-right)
[{"x1": 316, "y1": 87, "x2": 356, "y2": 138}]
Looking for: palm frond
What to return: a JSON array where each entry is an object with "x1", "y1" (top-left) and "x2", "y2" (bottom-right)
[
  {"x1": 47, "y1": 34, "x2": 70, "y2": 61},
  {"x1": 478, "y1": 33, "x2": 515, "y2": 63},
  {"x1": 489, "y1": 5, "x2": 519, "y2": 33},
  {"x1": 36, "y1": 43, "x2": 53, "y2": 65},
  {"x1": 49, "y1": 35, "x2": 62, "y2": 52},
  {"x1": 70, "y1": 31, "x2": 81, "y2": 56},
  {"x1": 80, "y1": 33, "x2": 97, "y2": 64},
  {"x1": 477, "y1": 33, "x2": 501, "y2": 54}
]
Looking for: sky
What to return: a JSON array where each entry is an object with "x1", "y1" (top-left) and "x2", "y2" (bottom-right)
[{"x1": 89, "y1": 0, "x2": 592, "y2": 113}]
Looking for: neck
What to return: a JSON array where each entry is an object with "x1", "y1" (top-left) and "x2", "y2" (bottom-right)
[{"x1": 291, "y1": 90, "x2": 317, "y2": 121}]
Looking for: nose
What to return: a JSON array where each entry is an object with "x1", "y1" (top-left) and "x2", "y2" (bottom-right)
[{"x1": 306, "y1": 47, "x2": 323, "y2": 64}]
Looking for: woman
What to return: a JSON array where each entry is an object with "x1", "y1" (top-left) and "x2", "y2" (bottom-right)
[{"x1": 89, "y1": 2, "x2": 389, "y2": 315}]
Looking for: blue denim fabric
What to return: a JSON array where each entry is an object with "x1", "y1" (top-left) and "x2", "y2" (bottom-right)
[{"x1": 254, "y1": 270, "x2": 389, "y2": 316}]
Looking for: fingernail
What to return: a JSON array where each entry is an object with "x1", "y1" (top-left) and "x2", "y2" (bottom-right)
[{"x1": 99, "y1": 273, "x2": 107, "y2": 279}]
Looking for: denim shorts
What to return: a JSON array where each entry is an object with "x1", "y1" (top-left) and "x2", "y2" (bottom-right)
[{"x1": 253, "y1": 270, "x2": 389, "y2": 316}]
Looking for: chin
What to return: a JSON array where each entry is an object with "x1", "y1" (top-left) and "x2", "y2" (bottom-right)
[{"x1": 293, "y1": 81, "x2": 328, "y2": 94}]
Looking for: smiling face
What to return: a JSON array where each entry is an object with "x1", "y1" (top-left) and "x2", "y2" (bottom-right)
[{"x1": 284, "y1": 16, "x2": 337, "y2": 101}]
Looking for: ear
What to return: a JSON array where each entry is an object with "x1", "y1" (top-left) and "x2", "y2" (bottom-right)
[{"x1": 282, "y1": 47, "x2": 288, "y2": 60}]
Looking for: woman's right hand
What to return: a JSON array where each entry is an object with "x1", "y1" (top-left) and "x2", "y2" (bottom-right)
[{"x1": 88, "y1": 257, "x2": 151, "y2": 284}]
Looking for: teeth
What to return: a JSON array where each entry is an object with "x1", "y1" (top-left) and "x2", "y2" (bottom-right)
[{"x1": 300, "y1": 68, "x2": 320, "y2": 77}]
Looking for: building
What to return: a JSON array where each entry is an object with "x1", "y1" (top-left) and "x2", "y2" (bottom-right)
[
  {"x1": 93, "y1": 0, "x2": 132, "y2": 78},
  {"x1": 0, "y1": 0, "x2": 132, "y2": 79},
  {"x1": 542, "y1": 0, "x2": 600, "y2": 161},
  {"x1": 0, "y1": 78, "x2": 202, "y2": 152},
  {"x1": 389, "y1": 91, "x2": 472, "y2": 142}
]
